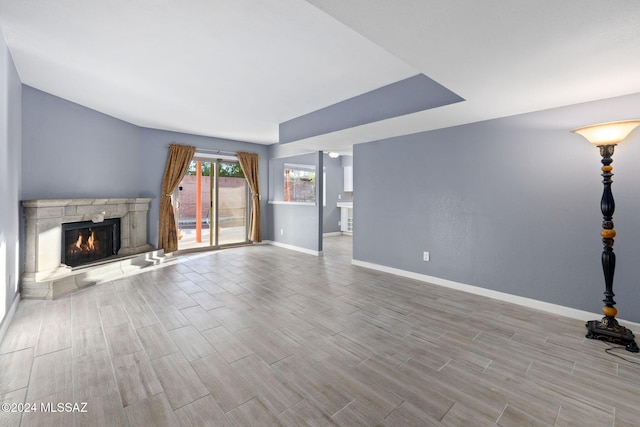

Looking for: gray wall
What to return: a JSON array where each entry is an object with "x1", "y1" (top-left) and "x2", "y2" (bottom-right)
[
  {"x1": 354, "y1": 92, "x2": 640, "y2": 323},
  {"x1": 323, "y1": 153, "x2": 342, "y2": 233},
  {"x1": 279, "y1": 74, "x2": 463, "y2": 144},
  {"x1": 267, "y1": 150, "x2": 323, "y2": 252},
  {"x1": 0, "y1": 30, "x2": 22, "y2": 330},
  {"x1": 340, "y1": 155, "x2": 353, "y2": 203},
  {"x1": 341, "y1": 155, "x2": 353, "y2": 167},
  {"x1": 267, "y1": 203, "x2": 320, "y2": 250},
  {"x1": 21, "y1": 87, "x2": 269, "y2": 249},
  {"x1": 22, "y1": 86, "x2": 142, "y2": 200}
]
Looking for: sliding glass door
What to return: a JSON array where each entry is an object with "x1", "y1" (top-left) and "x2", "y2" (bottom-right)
[{"x1": 175, "y1": 157, "x2": 249, "y2": 251}]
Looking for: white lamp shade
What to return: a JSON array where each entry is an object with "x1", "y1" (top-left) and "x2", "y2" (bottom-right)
[{"x1": 572, "y1": 120, "x2": 640, "y2": 145}]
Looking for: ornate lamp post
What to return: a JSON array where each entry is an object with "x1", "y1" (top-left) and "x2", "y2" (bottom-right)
[{"x1": 572, "y1": 120, "x2": 640, "y2": 352}]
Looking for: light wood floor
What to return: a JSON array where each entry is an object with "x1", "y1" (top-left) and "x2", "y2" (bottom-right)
[{"x1": 2, "y1": 235, "x2": 640, "y2": 426}]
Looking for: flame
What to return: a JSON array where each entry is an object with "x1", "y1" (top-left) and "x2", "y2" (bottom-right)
[
  {"x1": 71, "y1": 231, "x2": 97, "y2": 252},
  {"x1": 87, "y1": 231, "x2": 95, "y2": 250}
]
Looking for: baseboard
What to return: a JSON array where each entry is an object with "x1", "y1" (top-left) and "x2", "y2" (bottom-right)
[
  {"x1": 351, "y1": 259, "x2": 640, "y2": 331},
  {"x1": 264, "y1": 240, "x2": 323, "y2": 256},
  {"x1": 0, "y1": 292, "x2": 21, "y2": 345}
]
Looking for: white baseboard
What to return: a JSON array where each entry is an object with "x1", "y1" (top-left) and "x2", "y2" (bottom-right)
[
  {"x1": 264, "y1": 240, "x2": 323, "y2": 256},
  {"x1": 352, "y1": 259, "x2": 640, "y2": 331},
  {"x1": 0, "y1": 292, "x2": 21, "y2": 345}
]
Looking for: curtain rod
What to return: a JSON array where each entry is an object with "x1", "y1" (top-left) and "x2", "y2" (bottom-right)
[
  {"x1": 168, "y1": 144, "x2": 237, "y2": 156},
  {"x1": 195, "y1": 148, "x2": 238, "y2": 156}
]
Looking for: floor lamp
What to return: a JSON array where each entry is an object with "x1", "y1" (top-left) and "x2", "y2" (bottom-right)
[{"x1": 572, "y1": 120, "x2": 640, "y2": 353}]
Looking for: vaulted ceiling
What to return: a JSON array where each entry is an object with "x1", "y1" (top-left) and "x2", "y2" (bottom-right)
[{"x1": 1, "y1": 0, "x2": 639, "y2": 154}]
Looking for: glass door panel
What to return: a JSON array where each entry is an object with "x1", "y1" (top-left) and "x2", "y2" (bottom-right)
[
  {"x1": 176, "y1": 160, "x2": 213, "y2": 251},
  {"x1": 218, "y1": 161, "x2": 248, "y2": 246},
  {"x1": 176, "y1": 158, "x2": 248, "y2": 251}
]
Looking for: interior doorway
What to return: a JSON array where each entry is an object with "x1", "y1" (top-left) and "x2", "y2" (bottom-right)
[{"x1": 175, "y1": 156, "x2": 249, "y2": 251}]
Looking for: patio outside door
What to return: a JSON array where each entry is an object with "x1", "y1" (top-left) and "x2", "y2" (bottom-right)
[{"x1": 175, "y1": 158, "x2": 249, "y2": 251}]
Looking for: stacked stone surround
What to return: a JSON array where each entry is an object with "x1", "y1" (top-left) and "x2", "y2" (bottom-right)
[{"x1": 22, "y1": 198, "x2": 161, "y2": 299}]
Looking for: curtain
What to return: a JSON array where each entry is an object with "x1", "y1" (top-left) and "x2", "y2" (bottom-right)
[
  {"x1": 237, "y1": 151, "x2": 262, "y2": 242},
  {"x1": 158, "y1": 144, "x2": 196, "y2": 253}
]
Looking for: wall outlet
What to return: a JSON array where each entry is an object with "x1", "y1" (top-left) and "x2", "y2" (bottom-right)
[
  {"x1": 338, "y1": 194, "x2": 342, "y2": 200},
  {"x1": 280, "y1": 229, "x2": 284, "y2": 236},
  {"x1": 423, "y1": 251, "x2": 430, "y2": 262},
  {"x1": 338, "y1": 220, "x2": 341, "y2": 226}
]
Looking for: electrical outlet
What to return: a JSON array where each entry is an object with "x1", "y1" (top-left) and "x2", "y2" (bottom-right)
[
  {"x1": 423, "y1": 251, "x2": 430, "y2": 262},
  {"x1": 280, "y1": 229, "x2": 284, "y2": 236}
]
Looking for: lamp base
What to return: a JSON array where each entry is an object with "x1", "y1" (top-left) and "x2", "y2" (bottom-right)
[{"x1": 586, "y1": 318, "x2": 639, "y2": 353}]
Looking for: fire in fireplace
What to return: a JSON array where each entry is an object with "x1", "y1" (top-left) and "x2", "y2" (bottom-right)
[{"x1": 61, "y1": 218, "x2": 121, "y2": 267}]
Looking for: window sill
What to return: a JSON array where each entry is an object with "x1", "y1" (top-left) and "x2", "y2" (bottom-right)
[{"x1": 268, "y1": 200, "x2": 316, "y2": 206}]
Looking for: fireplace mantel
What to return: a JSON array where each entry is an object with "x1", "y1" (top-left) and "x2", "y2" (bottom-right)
[{"x1": 22, "y1": 198, "x2": 159, "y2": 298}]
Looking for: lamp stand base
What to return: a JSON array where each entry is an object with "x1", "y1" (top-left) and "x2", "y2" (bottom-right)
[{"x1": 586, "y1": 318, "x2": 639, "y2": 353}]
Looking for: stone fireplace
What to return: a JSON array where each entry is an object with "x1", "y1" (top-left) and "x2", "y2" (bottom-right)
[{"x1": 22, "y1": 198, "x2": 162, "y2": 299}]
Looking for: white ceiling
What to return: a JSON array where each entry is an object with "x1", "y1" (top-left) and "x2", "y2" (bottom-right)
[{"x1": 1, "y1": 0, "x2": 640, "y2": 153}]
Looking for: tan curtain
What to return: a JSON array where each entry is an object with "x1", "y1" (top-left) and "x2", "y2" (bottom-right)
[
  {"x1": 158, "y1": 144, "x2": 196, "y2": 253},
  {"x1": 237, "y1": 151, "x2": 262, "y2": 242}
]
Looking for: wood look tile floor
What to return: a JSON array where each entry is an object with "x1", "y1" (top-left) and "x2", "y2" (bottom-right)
[{"x1": 2, "y1": 235, "x2": 640, "y2": 426}]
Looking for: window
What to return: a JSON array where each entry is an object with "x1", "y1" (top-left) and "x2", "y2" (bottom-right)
[{"x1": 284, "y1": 163, "x2": 316, "y2": 203}]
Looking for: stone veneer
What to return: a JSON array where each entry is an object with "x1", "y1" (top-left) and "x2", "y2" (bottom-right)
[{"x1": 22, "y1": 198, "x2": 161, "y2": 299}]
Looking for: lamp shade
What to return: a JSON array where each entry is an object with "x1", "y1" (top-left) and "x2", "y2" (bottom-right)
[{"x1": 572, "y1": 120, "x2": 640, "y2": 145}]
